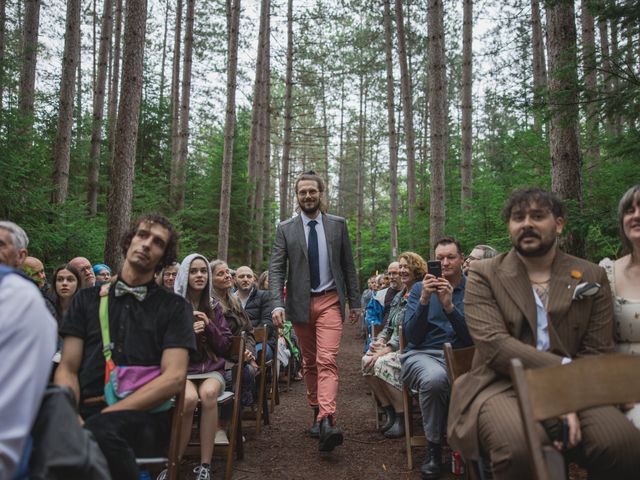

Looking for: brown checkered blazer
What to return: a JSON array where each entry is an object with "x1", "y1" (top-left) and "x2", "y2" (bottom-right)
[{"x1": 447, "y1": 248, "x2": 614, "y2": 460}]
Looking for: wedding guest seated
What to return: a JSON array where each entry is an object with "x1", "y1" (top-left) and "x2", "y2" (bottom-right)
[
  {"x1": 364, "y1": 262, "x2": 401, "y2": 351},
  {"x1": 172, "y1": 253, "x2": 232, "y2": 480},
  {"x1": 600, "y1": 184, "x2": 640, "y2": 428},
  {"x1": 157, "y1": 261, "x2": 180, "y2": 291},
  {"x1": 21, "y1": 255, "x2": 56, "y2": 317},
  {"x1": 235, "y1": 265, "x2": 276, "y2": 362},
  {"x1": 462, "y1": 244, "x2": 498, "y2": 274},
  {"x1": 92, "y1": 263, "x2": 112, "y2": 285},
  {"x1": 362, "y1": 252, "x2": 426, "y2": 438},
  {"x1": 55, "y1": 214, "x2": 195, "y2": 480},
  {"x1": 68, "y1": 256, "x2": 96, "y2": 288}
]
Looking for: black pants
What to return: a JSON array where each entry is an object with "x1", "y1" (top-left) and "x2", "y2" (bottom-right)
[{"x1": 84, "y1": 410, "x2": 170, "y2": 480}]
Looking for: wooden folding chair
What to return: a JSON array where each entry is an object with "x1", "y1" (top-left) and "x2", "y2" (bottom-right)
[
  {"x1": 444, "y1": 343, "x2": 484, "y2": 480},
  {"x1": 510, "y1": 354, "x2": 640, "y2": 480},
  {"x1": 247, "y1": 325, "x2": 270, "y2": 433},
  {"x1": 185, "y1": 333, "x2": 246, "y2": 480},
  {"x1": 270, "y1": 330, "x2": 279, "y2": 412},
  {"x1": 136, "y1": 378, "x2": 186, "y2": 480},
  {"x1": 399, "y1": 324, "x2": 426, "y2": 470},
  {"x1": 368, "y1": 322, "x2": 385, "y2": 429}
]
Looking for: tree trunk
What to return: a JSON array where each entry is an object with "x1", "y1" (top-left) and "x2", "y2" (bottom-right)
[
  {"x1": 18, "y1": 0, "x2": 41, "y2": 130},
  {"x1": 171, "y1": 0, "x2": 194, "y2": 211},
  {"x1": 460, "y1": 0, "x2": 473, "y2": 210},
  {"x1": 609, "y1": 11, "x2": 622, "y2": 136},
  {"x1": 428, "y1": 0, "x2": 447, "y2": 255},
  {"x1": 395, "y1": 0, "x2": 417, "y2": 242},
  {"x1": 158, "y1": 0, "x2": 170, "y2": 111},
  {"x1": 168, "y1": 0, "x2": 182, "y2": 207},
  {"x1": 252, "y1": 0, "x2": 270, "y2": 270},
  {"x1": 107, "y1": 0, "x2": 123, "y2": 157},
  {"x1": 383, "y1": 0, "x2": 399, "y2": 258},
  {"x1": 0, "y1": 0, "x2": 6, "y2": 119},
  {"x1": 580, "y1": 0, "x2": 599, "y2": 167},
  {"x1": 598, "y1": 18, "x2": 614, "y2": 136},
  {"x1": 217, "y1": 0, "x2": 241, "y2": 263},
  {"x1": 531, "y1": 0, "x2": 547, "y2": 134},
  {"x1": 104, "y1": 0, "x2": 147, "y2": 271},
  {"x1": 279, "y1": 0, "x2": 293, "y2": 221},
  {"x1": 51, "y1": 0, "x2": 81, "y2": 204},
  {"x1": 320, "y1": 68, "x2": 330, "y2": 199},
  {"x1": 87, "y1": 0, "x2": 113, "y2": 215},
  {"x1": 545, "y1": 0, "x2": 583, "y2": 257}
]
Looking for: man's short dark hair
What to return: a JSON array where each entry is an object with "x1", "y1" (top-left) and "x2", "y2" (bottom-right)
[
  {"x1": 434, "y1": 236, "x2": 462, "y2": 255},
  {"x1": 501, "y1": 188, "x2": 566, "y2": 222},
  {"x1": 120, "y1": 214, "x2": 178, "y2": 272}
]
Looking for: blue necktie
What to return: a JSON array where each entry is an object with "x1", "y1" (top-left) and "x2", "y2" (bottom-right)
[{"x1": 308, "y1": 220, "x2": 320, "y2": 289}]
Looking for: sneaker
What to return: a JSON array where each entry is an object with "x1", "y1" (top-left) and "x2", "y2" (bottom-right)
[
  {"x1": 155, "y1": 470, "x2": 167, "y2": 480},
  {"x1": 215, "y1": 429, "x2": 229, "y2": 445},
  {"x1": 193, "y1": 464, "x2": 211, "y2": 480}
]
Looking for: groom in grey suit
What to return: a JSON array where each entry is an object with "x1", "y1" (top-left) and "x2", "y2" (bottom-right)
[{"x1": 269, "y1": 170, "x2": 360, "y2": 452}]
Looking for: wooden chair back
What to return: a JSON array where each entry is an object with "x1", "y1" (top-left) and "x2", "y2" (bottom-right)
[
  {"x1": 511, "y1": 354, "x2": 640, "y2": 480},
  {"x1": 443, "y1": 343, "x2": 475, "y2": 383},
  {"x1": 251, "y1": 325, "x2": 270, "y2": 433},
  {"x1": 136, "y1": 378, "x2": 186, "y2": 480}
]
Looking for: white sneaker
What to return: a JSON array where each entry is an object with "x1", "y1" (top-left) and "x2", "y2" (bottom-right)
[
  {"x1": 193, "y1": 464, "x2": 211, "y2": 480},
  {"x1": 214, "y1": 429, "x2": 229, "y2": 445},
  {"x1": 156, "y1": 469, "x2": 167, "y2": 480}
]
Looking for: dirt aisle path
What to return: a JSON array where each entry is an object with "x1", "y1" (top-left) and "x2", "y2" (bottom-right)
[{"x1": 230, "y1": 322, "x2": 457, "y2": 480}]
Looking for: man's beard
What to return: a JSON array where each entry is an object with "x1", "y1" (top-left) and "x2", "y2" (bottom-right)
[
  {"x1": 299, "y1": 201, "x2": 320, "y2": 215},
  {"x1": 513, "y1": 231, "x2": 555, "y2": 257}
]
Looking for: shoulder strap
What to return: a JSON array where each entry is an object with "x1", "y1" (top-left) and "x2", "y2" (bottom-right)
[{"x1": 99, "y1": 284, "x2": 113, "y2": 362}]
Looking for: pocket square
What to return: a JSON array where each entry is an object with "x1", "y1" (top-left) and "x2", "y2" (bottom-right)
[{"x1": 572, "y1": 282, "x2": 600, "y2": 300}]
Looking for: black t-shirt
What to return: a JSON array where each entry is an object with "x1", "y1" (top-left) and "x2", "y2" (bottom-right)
[{"x1": 59, "y1": 280, "x2": 196, "y2": 401}]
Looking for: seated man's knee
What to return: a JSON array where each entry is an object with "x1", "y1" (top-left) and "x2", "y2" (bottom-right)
[{"x1": 417, "y1": 368, "x2": 448, "y2": 396}]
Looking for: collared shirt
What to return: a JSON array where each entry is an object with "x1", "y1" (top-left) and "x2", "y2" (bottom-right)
[
  {"x1": 533, "y1": 288, "x2": 551, "y2": 351},
  {"x1": 403, "y1": 275, "x2": 472, "y2": 351},
  {"x1": 300, "y1": 211, "x2": 335, "y2": 292},
  {"x1": 60, "y1": 280, "x2": 196, "y2": 401}
]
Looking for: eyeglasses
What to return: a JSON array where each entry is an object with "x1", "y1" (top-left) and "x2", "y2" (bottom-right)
[
  {"x1": 163, "y1": 272, "x2": 178, "y2": 278},
  {"x1": 463, "y1": 256, "x2": 479, "y2": 264}
]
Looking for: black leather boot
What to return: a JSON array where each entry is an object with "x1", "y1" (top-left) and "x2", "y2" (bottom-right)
[
  {"x1": 383, "y1": 414, "x2": 405, "y2": 438},
  {"x1": 420, "y1": 443, "x2": 442, "y2": 479},
  {"x1": 309, "y1": 407, "x2": 320, "y2": 438},
  {"x1": 318, "y1": 415, "x2": 344, "y2": 452},
  {"x1": 380, "y1": 405, "x2": 396, "y2": 432}
]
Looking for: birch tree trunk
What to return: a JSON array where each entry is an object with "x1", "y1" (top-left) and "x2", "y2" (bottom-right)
[
  {"x1": 598, "y1": 18, "x2": 614, "y2": 136},
  {"x1": 383, "y1": 0, "x2": 399, "y2": 258},
  {"x1": 428, "y1": 0, "x2": 447, "y2": 255},
  {"x1": 158, "y1": 0, "x2": 170, "y2": 111},
  {"x1": 279, "y1": 0, "x2": 293, "y2": 221},
  {"x1": 460, "y1": 0, "x2": 473, "y2": 209},
  {"x1": 531, "y1": 0, "x2": 547, "y2": 134},
  {"x1": 51, "y1": 0, "x2": 81, "y2": 204},
  {"x1": 395, "y1": 0, "x2": 417, "y2": 242},
  {"x1": 18, "y1": 0, "x2": 41, "y2": 131},
  {"x1": 105, "y1": 0, "x2": 148, "y2": 270},
  {"x1": 217, "y1": 0, "x2": 241, "y2": 262},
  {"x1": 87, "y1": 0, "x2": 113, "y2": 215},
  {"x1": 545, "y1": 0, "x2": 583, "y2": 257}
]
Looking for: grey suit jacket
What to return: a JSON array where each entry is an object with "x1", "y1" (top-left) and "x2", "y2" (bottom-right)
[
  {"x1": 268, "y1": 213, "x2": 360, "y2": 325},
  {"x1": 447, "y1": 249, "x2": 614, "y2": 459}
]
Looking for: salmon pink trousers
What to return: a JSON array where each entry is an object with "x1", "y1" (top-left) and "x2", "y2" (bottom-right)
[{"x1": 293, "y1": 291, "x2": 343, "y2": 421}]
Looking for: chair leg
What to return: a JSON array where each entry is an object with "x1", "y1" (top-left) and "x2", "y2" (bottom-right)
[{"x1": 402, "y1": 388, "x2": 414, "y2": 470}]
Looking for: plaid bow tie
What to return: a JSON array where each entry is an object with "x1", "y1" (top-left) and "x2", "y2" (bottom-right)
[{"x1": 114, "y1": 281, "x2": 148, "y2": 301}]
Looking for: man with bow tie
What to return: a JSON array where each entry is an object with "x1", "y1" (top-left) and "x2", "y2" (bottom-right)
[
  {"x1": 447, "y1": 188, "x2": 640, "y2": 480},
  {"x1": 55, "y1": 214, "x2": 196, "y2": 480}
]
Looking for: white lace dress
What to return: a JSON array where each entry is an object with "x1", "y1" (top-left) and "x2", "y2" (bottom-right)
[{"x1": 600, "y1": 258, "x2": 640, "y2": 428}]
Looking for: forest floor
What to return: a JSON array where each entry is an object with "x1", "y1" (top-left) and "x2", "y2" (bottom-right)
[
  {"x1": 176, "y1": 322, "x2": 585, "y2": 480},
  {"x1": 178, "y1": 322, "x2": 454, "y2": 480}
]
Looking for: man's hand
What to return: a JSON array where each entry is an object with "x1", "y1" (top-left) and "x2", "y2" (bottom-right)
[
  {"x1": 553, "y1": 412, "x2": 581, "y2": 451},
  {"x1": 434, "y1": 277, "x2": 454, "y2": 313},
  {"x1": 420, "y1": 274, "x2": 439, "y2": 305},
  {"x1": 349, "y1": 308, "x2": 362, "y2": 325},
  {"x1": 272, "y1": 308, "x2": 285, "y2": 328}
]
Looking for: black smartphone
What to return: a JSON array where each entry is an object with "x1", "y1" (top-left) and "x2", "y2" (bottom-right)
[
  {"x1": 427, "y1": 260, "x2": 442, "y2": 278},
  {"x1": 561, "y1": 418, "x2": 569, "y2": 449}
]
